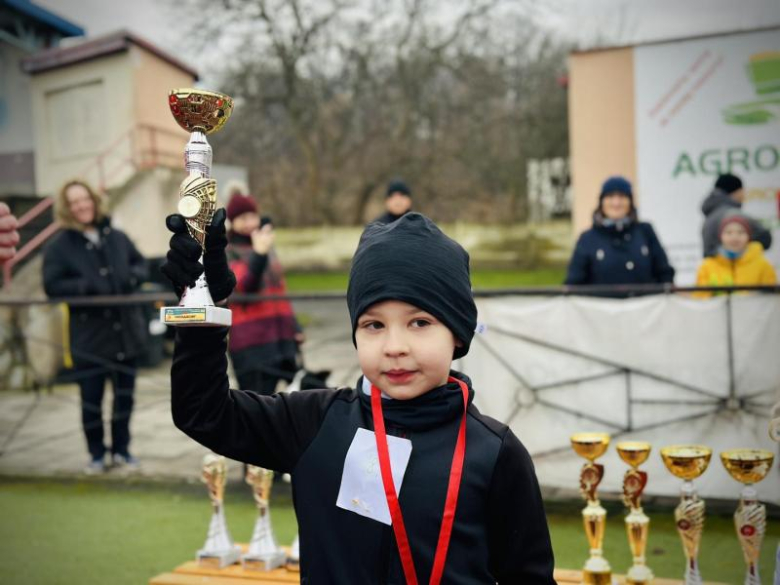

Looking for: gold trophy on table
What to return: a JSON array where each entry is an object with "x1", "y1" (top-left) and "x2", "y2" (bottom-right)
[
  {"x1": 571, "y1": 432, "x2": 612, "y2": 585},
  {"x1": 242, "y1": 465, "x2": 286, "y2": 571},
  {"x1": 660, "y1": 445, "x2": 711, "y2": 585},
  {"x1": 160, "y1": 88, "x2": 233, "y2": 327},
  {"x1": 198, "y1": 454, "x2": 241, "y2": 568},
  {"x1": 720, "y1": 449, "x2": 775, "y2": 585},
  {"x1": 616, "y1": 441, "x2": 654, "y2": 585}
]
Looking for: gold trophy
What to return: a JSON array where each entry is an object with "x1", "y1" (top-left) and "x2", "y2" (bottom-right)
[
  {"x1": 616, "y1": 441, "x2": 654, "y2": 585},
  {"x1": 660, "y1": 445, "x2": 712, "y2": 585},
  {"x1": 160, "y1": 88, "x2": 234, "y2": 327},
  {"x1": 242, "y1": 466, "x2": 286, "y2": 571},
  {"x1": 571, "y1": 432, "x2": 612, "y2": 585},
  {"x1": 720, "y1": 449, "x2": 775, "y2": 585},
  {"x1": 197, "y1": 454, "x2": 241, "y2": 568}
]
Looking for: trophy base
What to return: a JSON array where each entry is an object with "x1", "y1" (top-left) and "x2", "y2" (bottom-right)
[
  {"x1": 581, "y1": 569, "x2": 612, "y2": 585},
  {"x1": 197, "y1": 546, "x2": 241, "y2": 569},
  {"x1": 160, "y1": 305, "x2": 232, "y2": 327},
  {"x1": 626, "y1": 565, "x2": 654, "y2": 585},
  {"x1": 242, "y1": 550, "x2": 286, "y2": 572},
  {"x1": 286, "y1": 558, "x2": 300, "y2": 572}
]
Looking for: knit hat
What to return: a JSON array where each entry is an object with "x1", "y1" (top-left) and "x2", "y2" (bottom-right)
[
  {"x1": 599, "y1": 176, "x2": 633, "y2": 200},
  {"x1": 226, "y1": 193, "x2": 258, "y2": 222},
  {"x1": 386, "y1": 179, "x2": 412, "y2": 198},
  {"x1": 718, "y1": 212, "x2": 752, "y2": 238},
  {"x1": 715, "y1": 173, "x2": 743, "y2": 195},
  {"x1": 347, "y1": 213, "x2": 477, "y2": 359}
]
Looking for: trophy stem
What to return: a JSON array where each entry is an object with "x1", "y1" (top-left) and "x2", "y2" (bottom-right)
[
  {"x1": 185, "y1": 130, "x2": 213, "y2": 178},
  {"x1": 582, "y1": 499, "x2": 611, "y2": 584},
  {"x1": 625, "y1": 508, "x2": 653, "y2": 585},
  {"x1": 734, "y1": 485, "x2": 765, "y2": 585},
  {"x1": 684, "y1": 557, "x2": 703, "y2": 585},
  {"x1": 675, "y1": 481, "x2": 705, "y2": 585}
]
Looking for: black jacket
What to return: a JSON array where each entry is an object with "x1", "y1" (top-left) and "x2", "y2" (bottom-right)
[
  {"x1": 172, "y1": 327, "x2": 556, "y2": 584},
  {"x1": 565, "y1": 218, "x2": 675, "y2": 294},
  {"x1": 43, "y1": 219, "x2": 148, "y2": 366}
]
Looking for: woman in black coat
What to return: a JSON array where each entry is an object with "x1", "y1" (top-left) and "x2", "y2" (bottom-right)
[
  {"x1": 565, "y1": 176, "x2": 675, "y2": 296},
  {"x1": 43, "y1": 180, "x2": 148, "y2": 473}
]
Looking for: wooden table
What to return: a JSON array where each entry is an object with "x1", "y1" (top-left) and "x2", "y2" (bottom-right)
[{"x1": 150, "y1": 564, "x2": 728, "y2": 584}]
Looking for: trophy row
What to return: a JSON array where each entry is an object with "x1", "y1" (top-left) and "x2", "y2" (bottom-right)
[
  {"x1": 570, "y1": 433, "x2": 775, "y2": 585},
  {"x1": 198, "y1": 454, "x2": 298, "y2": 572}
]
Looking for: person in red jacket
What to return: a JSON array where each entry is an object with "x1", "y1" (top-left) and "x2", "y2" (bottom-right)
[{"x1": 225, "y1": 192, "x2": 303, "y2": 395}]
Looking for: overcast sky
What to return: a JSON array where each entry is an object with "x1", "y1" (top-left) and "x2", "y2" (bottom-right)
[{"x1": 37, "y1": 0, "x2": 780, "y2": 79}]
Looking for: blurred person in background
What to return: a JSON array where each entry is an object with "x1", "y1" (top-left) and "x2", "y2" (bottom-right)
[
  {"x1": 373, "y1": 179, "x2": 413, "y2": 225},
  {"x1": 701, "y1": 173, "x2": 771, "y2": 257},
  {"x1": 565, "y1": 176, "x2": 675, "y2": 295},
  {"x1": 225, "y1": 192, "x2": 304, "y2": 396},
  {"x1": 694, "y1": 213, "x2": 777, "y2": 297},
  {"x1": 0, "y1": 201, "x2": 20, "y2": 262},
  {"x1": 43, "y1": 180, "x2": 147, "y2": 474}
]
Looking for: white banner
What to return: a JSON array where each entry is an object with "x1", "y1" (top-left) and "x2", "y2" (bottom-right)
[
  {"x1": 459, "y1": 295, "x2": 780, "y2": 503},
  {"x1": 634, "y1": 29, "x2": 780, "y2": 285}
]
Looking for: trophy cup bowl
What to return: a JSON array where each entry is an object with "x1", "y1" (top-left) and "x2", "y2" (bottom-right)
[
  {"x1": 571, "y1": 432, "x2": 611, "y2": 461},
  {"x1": 720, "y1": 449, "x2": 774, "y2": 485},
  {"x1": 660, "y1": 445, "x2": 712, "y2": 480},
  {"x1": 720, "y1": 449, "x2": 775, "y2": 585},
  {"x1": 661, "y1": 445, "x2": 712, "y2": 585},
  {"x1": 160, "y1": 88, "x2": 234, "y2": 327},
  {"x1": 571, "y1": 432, "x2": 612, "y2": 585},
  {"x1": 617, "y1": 441, "x2": 651, "y2": 468}
]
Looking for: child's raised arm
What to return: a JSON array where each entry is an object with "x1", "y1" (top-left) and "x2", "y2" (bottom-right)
[
  {"x1": 171, "y1": 326, "x2": 340, "y2": 472},
  {"x1": 161, "y1": 209, "x2": 341, "y2": 471}
]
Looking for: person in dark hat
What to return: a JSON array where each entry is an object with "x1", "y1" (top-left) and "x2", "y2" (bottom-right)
[
  {"x1": 564, "y1": 175, "x2": 675, "y2": 296},
  {"x1": 161, "y1": 211, "x2": 555, "y2": 584},
  {"x1": 373, "y1": 179, "x2": 413, "y2": 225},
  {"x1": 701, "y1": 173, "x2": 772, "y2": 257},
  {"x1": 223, "y1": 192, "x2": 303, "y2": 396}
]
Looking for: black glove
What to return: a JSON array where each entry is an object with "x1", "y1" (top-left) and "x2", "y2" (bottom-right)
[{"x1": 159, "y1": 208, "x2": 236, "y2": 303}]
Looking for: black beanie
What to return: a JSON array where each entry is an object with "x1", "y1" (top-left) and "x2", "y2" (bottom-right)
[
  {"x1": 715, "y1": 173, "x2": 743, "y2": 194},
  {"x1": 386, "y1": 179, "x2": 412, "y2": 198},
  {"x1": 347, "y1": 213, "x2": 477, "y2": 359}
]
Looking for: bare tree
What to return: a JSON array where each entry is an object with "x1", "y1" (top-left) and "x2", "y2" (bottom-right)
[{"x1": 178, "y1": 0, "x2": 570, "y2": 225}]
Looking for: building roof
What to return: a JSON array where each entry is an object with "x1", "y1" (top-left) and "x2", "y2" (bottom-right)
[
  {"x1": 571, "y1": 24, "x2": 780, "y2": 56},
  {"x1": 3, "y1": 0, "x2": 84, "y2": 37},
  {"x1": 21, "y1": 28, "x2": 199, "y2": 79}
]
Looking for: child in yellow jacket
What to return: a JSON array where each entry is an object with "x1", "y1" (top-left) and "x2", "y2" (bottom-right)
[{"x1": 695, "y1": 213, "x2": 777, "y2": 297}]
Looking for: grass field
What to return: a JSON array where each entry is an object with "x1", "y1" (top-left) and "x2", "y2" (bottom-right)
[
  {"x1": 285, "y1": 268, "x2": 567, "y2": 292},
  {"x1": 1, "y1": 479, "x2": 777, "y2": 585}
]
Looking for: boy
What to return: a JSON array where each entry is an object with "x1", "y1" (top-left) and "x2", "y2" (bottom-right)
[
  {"x1": 695, "y1": 212, "x2": 777, "y2": 298},
  {"x1": 162, "y1": 210, "x2": 556, "y2": 584}
]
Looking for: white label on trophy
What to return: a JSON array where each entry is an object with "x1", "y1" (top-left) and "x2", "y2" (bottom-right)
[{"x1": 336, "y1": 427, "x2": 412, "y2": 525}]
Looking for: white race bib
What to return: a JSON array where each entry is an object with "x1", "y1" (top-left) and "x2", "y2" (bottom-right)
[{"x1": 336, "y1": 427, "x2": 412, "y2": 525}]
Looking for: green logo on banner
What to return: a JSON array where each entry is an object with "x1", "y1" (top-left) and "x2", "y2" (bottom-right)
[{"x1": 722, "y1": 52, "x2": 780, "y2": 125}]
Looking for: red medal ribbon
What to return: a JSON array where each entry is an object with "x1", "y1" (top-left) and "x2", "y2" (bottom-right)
[{"x1": 371, "y1": 376, "x2": 469, "y2": 585}]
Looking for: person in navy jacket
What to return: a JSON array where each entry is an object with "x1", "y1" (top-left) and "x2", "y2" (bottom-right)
[{"x1": 564, "y1": 176, "x2": 675, "y2": 296}]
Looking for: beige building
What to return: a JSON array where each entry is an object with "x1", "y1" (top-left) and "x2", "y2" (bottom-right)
[
  {"x1": 22, "y1": 30, "x2": 197, "y2": 257},
  {"x1": 568, "y1": 46, "x2": 636, "y2": 235}
]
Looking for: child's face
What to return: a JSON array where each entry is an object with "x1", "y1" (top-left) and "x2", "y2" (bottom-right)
[
  {"x1": 720, "y1": 223, "x2": 749, "y2": 253},
  {"x1": 386, "y1": 193, "x2": 412, "y2": 216},
  {"x1": 231, "y1": 211, "x2": 260, "y2": 235},
  {"x1": 356, "y1": 300, "x2": 459, "y2": 400}
]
